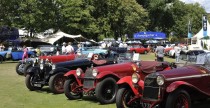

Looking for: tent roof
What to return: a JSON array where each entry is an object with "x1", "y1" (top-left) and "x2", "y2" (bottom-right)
[
  {"x1": 192, "y1": 20, "x2": 210, "y2": 40},
  {"x1": 44, "y1": 30, "x2": 87, "y2": 44}
]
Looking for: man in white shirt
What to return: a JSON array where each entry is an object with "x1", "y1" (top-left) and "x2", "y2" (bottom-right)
[
  {"x1": 66, "y1": 42, "x2": 74, "y2": 54},
  {"x1": 62, "y1": 42, "x2": 66, "y2": 54},
  {"x1": 174, "y1": 43, "x2": 181, "y2": 63}
]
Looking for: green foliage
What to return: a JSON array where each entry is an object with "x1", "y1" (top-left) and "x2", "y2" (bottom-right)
[{"x1": 0, "y1": 0, "x2": 208, "y2": 41}]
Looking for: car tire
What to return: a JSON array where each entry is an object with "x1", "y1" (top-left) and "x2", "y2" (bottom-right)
[
  {"x1": 95, "y1": 77, "x2": 118, "y2": 104},
  {"x1": 165, "y1": 89, "x2": 191, "y2": 108},
  {"x1": 116, "y1": 87, "x2": 140, "y2": 108},
  {"x1": 16, "y1": 62, "x2": 24, "y2": 75},
  {"x1": 25, "y1": 74, "x2": 43, "y2": 91},
  {"x1": 23, "y1": 63, "x2": 32, "y2": 75},
  {"x1": 49, "y1": 73, "x2": 65, "y2": 94},
  {"x1": 64, "y1": 78, "x2": 83, "y2": 100}
]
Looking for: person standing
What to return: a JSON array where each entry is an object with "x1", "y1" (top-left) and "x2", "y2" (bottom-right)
[
  {"x1": 22, "y1": 45, "x2": 28, "y2": 60},
  {"x1": 62, "y1": 42, "x2": 66, "y2": 54},
  {"x1": 0, "y1": 43, "x2": 5, "y2": 51},
  {"x1": 174, "y1": 43, "x2": 181, "y2": 63},
  {"x1": 66, "y1": 42, "x2": 74, "y2": 54},
  {"x1": 155, "y1": 43, "x2": 164, "y2": 62}
]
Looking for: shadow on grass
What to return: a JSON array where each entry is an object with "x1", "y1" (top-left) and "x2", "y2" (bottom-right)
[{"x1": 34, "y1": 87, "x2": 52, "y2": 94}]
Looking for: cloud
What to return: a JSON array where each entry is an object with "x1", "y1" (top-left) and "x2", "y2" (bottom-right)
[{"x1": 180, "y1": 0, "x2": 210, "y2": 13}]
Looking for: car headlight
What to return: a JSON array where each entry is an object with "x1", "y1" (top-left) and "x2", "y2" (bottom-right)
[
  {"x1": 40, "y1": 59, "x2": 43, "y2": 64},
  {"x1": 132, "y1": 73, "x2": 140, "y2": 84},
  {"x1": 92, "y1": 68, "x2": 98, "y2": 77},
  {"x1": 52, "y1": 64, "x2": 56, "y2": 70},
  {"x1": 76, "y1": 68, "x2": 83, "y2": 76},
  {"x1": 40, "y1": 64, "x2": 44, "y2": 70},
  {"x1": 45, "y1": 58, "x2": 49, "y2": 64},
  {"x1": 157, "y1": 76, "x2": 164, "y2": 86}
]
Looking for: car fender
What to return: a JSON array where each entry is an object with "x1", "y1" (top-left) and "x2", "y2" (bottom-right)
[
  {"x1": 117, "y1": 76, "x2": 144, "y2": 96},
  {"x1": 96, "y1": 71, "x2": 119, "y2": 79},
  {"x1": 166, "y1": 81, "x2": 196, "y2": 93},
  {"x1": 50, "y1": 67, "x2": 70, "y2": 75},
  {"x1": 64, "y1": 70, "x2": 82, "y2": 86},
  {"x1": 26, "y1": 66, "x2": 40, "y2": 74}
]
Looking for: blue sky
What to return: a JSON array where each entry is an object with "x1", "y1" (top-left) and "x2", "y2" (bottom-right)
[{"x1": 180, "y1": 0, "x2": 210, "y2": 13}]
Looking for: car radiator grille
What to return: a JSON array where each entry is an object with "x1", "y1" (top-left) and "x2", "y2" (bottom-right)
[
  {"x1": 83, "y1": 68, "x2": 94, "y2": 88},
  {"x1": 143, "y1": 77, "x2": 159, "y2": 100}
]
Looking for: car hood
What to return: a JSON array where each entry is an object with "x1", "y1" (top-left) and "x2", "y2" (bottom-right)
[
  {"x1": 55, "y1": 58, "x2": 91, "y2": 68},
  {"x1": 95, "y1": 62, "x2": 137, "y2": 73},
  {"x1": 156, "y1": 65, "x2": 207, "y2": 80}
]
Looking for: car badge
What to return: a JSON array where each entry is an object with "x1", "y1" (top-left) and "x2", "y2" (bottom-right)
[
  {"x1": 200, "y1": 69, "x2": 206, "y2": 74},
  {"x1": 145, "y1": 79, "x2": 153, "y2": 86}
]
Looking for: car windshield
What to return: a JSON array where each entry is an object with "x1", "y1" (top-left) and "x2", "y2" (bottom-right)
[
  {"x1": 184, "y1": 52, "x2": 210, "y2": 67},
  {"x1": 117, "y1": 53, "x2": 133, "y2": 63},
  {"x1": 40, "y1": 46, "x2": 55, "y2": 52}
]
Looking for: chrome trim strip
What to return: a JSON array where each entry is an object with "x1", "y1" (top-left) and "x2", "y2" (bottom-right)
[{"x1": 166, "y1": 74, "x2": 210, "y2": 81}]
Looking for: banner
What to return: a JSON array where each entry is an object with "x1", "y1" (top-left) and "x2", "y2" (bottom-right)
[
  {"x1": 188, "y1": 20, "x2": 192, "y2": 39},
  {"x1": 203, "y1": 15, "x2": 207, "y2": 37}
]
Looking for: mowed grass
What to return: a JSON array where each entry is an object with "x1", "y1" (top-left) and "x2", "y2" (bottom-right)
[{"x1": 0, "y1": 53, "x2": 209, "y2": 108}]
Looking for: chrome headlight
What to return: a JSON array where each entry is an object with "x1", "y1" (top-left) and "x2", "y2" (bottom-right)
[
  {"x1": 45, "y1": 58, "x2": 49, "y2": 64},
  {"x1": 40, "y1": 59, "x2": 44, "y2": 64},
  {"x1": 92, "y1": 68, "x2": 98, "y2": 77},
  {"x1": 40, "y1": 64, "x2": 44, "y2": 70},
  {"x1": 157, "y1": 76, "x2": 165, "y2": 86},
  {"x1": 76, "y1": 68, "x2": 83, "y2": 76},
  {"x1": 132, "y1": 73, "x2": 140, "y2": 84},
  {"x1": 52, "y1": 64, "x2": 56, "y2": 70}
]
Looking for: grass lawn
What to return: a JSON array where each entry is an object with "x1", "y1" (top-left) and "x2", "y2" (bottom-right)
[{"x1": 0, "y1": 53, "x2": 209, "y2": 108}]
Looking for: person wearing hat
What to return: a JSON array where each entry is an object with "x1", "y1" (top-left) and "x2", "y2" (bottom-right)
[{"x1": 62, "y1": 42, "x2": 66, "y2": 54}]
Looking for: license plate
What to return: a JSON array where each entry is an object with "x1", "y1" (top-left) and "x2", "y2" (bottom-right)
[{"x1": 34, "y1": 84, "x2": 41, "y2": 87}]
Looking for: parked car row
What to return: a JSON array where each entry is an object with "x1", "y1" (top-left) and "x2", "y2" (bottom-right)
[{"x1": 15, "y1": 46, "x2": 210, "y2": 107}]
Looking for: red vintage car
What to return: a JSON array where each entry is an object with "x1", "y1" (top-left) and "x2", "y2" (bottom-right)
[
  {"x1": 164, "y1": 44, "x2": 174, "y2": 56},
  {"x1": 63, "y1": 53, "x2": 140, "y2": 104},
  {"x1": 141, "y1": 52, "x2": 210, "y2": 108},
  {"x1": 116, "y1": 61, "x2": 174, "y2": 108},
  {"x1": 129, "y1": 45, "x2": 150, "y2": 54}
]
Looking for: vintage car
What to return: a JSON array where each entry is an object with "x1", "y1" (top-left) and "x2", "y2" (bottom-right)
[
  {"x1": 140, "y1": 52, "x2": 210, "y2": 108},
  {"x1": 37, "y1": 45, "x2": 58, "y2": 55},
  {"x1": 63, "y1": 53, "x2": 141, "y2": 104},
  {"x1": 16, "y1": 53, "x2": 76, "y2": 75},
  {"x1": 129, "y1": 45, "x2": 150, "y2": 54},
  {"x1": 179, "y1": 44, "x2": 206, "y2": 60},
  {"x1": 0, "y1": 50, "x2": 35, "y2": 61},
  {"x1": 115, "y1": 61, "x2": 175, "y2": 108},
  {"x1": 25, "y1": 53, "x2": 117, "y2": 93},
  {"x1": 164, "y1": 44, "x2": 174, "y2": 56}
]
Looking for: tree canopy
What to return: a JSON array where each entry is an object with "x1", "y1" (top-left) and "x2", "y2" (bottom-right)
[{"x1": 0, "y1": 0, "x2": 208, "y2": 41}]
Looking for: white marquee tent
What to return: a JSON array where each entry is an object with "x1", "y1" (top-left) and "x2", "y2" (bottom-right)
[
  {"x1": 43, "y1": 30, "x2": 88, "y2": 45},
  {"x1": 192, "y1": 20, "x2": 210, "y2": 50}
]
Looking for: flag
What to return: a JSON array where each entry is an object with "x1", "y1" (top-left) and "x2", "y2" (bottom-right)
[
  {"x1": 203, "y1": 15, "x2": 207, "y2": 37},
  {"x1": 187, "y1": 20, "x2": 192, "y2": 39}
]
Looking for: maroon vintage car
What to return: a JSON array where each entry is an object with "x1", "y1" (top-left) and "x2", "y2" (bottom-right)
[
  {"x1": 116, "y1": 61, "x2": 175, "y2": 108},
  {"x1": 140, "y1": 52, "x2": 210, "y2": 108},
  {"x1": 129, "y1": 45, "x2": 150, "y2": 54},
  {"x1": 63, "y1": 53, "x2": 140, "y2": 104}
]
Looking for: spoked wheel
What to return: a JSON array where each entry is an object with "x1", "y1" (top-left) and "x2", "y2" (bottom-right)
[
  {"x1": 64, "y1": 78, "x2": 83, "y2": 100},
  {"x1": 49, "y1": 73, "x2": 66, "y2": 94},
  {"x1": 116, "y1": 87, "x2": 140, "y2": 108},
  {"x1": 25, "y1": 74, "x2": 43, "y2": 91},
  {"x1": 95, "y1": 77, "x2": 118, "y2": 104},
  {"x1": 16, "y1": 62, "x2": 25, "y2": 75},
  {"x1": 165, "y1": 89, "x2": 191, "y2": 108}
]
